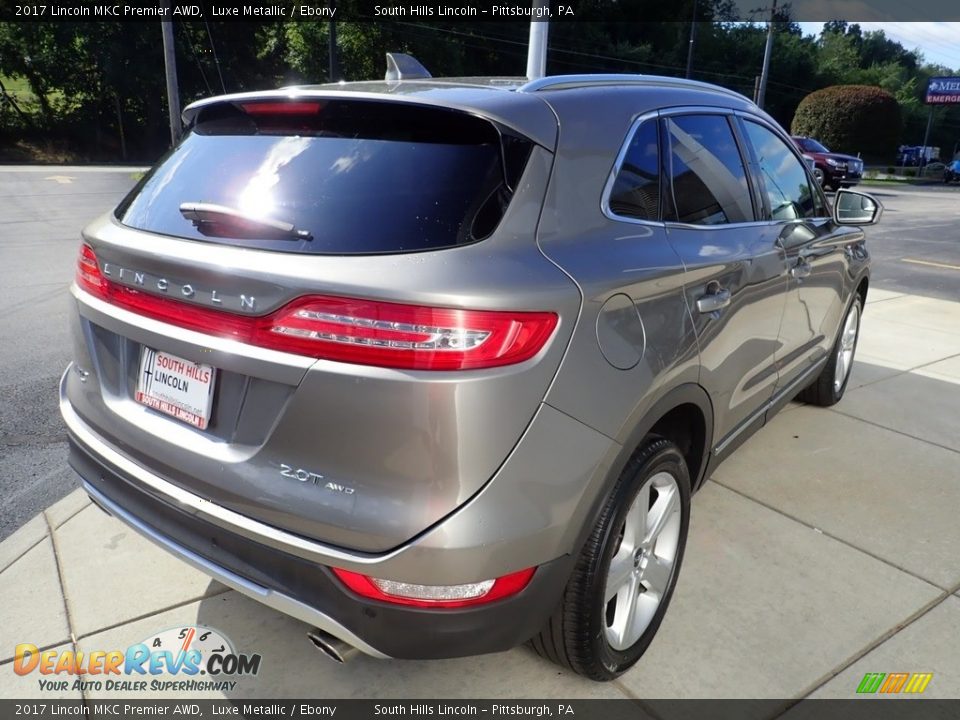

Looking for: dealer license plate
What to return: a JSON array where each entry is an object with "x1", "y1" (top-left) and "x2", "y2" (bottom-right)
[{"x1": 135, "y1": 348, "x2": 216, "y2": 429}]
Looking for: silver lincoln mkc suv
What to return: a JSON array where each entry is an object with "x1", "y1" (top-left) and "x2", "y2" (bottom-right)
[{"x1": 61, "y1": 60, "x2": 879, "y2": 680}]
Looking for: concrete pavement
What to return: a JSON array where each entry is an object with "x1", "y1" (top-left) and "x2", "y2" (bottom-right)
[{"x1": 2, "y1": 288, "x2": 959, "y2": 702}]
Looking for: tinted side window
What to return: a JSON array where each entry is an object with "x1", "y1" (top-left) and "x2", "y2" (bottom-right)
[
  {"x1": 744, "y1": 121, "x2": 822, "y2": 221},
  {"x1": 608, "y1": 119, "x2": 660, "y2": 221},
  {"x1": 663, "y1": 114, "x2": 754, "y2": 225}
]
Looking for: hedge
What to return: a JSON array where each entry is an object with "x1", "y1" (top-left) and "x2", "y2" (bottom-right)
[{"x1": 790, "y1": 85, "x2": 901, "y2": 159}]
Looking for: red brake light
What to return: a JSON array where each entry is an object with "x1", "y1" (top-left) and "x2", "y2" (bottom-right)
[
  {"x1": 330, "y1": 567, "x2": 536, "y2": 609},
  {"x1": 74, "y1": 245, "x2": 558, "y2": 370},
  {"x1": 76, "y1": 244, "x2": 107, "y2": 296},
  {"x1": 239, "y1": 101, "x2": 323, "y2": 115},
  {"x1": 260, "y1": 296, "x2": 557, "y2": 370}
]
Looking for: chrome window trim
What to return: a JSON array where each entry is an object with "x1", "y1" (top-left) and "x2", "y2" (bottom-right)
[
  {"x1": 658, "y1": 105, "x2": 738, "y2": 117},
  {"x1": 600, "y1": 110, "x2": 665, "y2": 228},
  {"x1": 602, "y1": 105, "x2": 824, "y2": 231},
  {"x1": 602, "y1": 106, "x2": 767, "y2": 229},
  {"x1": 663, "y1": 219, "x2": 783, "y2": 232}
]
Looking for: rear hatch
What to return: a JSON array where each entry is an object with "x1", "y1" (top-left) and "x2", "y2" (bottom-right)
[{"x1": 65, "y1": 94, "x2": 579, "y2": 552}]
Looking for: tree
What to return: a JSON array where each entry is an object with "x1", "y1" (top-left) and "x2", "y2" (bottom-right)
[
  {"x1": 0, "y1": 10, "x2": 953, "y2": 162},
  {"x1": 791, "y1": 85, "x2": 902, "y2": 159},
  {"x1": 817, "y1": 30, "x2": 860, "y2": 85}
]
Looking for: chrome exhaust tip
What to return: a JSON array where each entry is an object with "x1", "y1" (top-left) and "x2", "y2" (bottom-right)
[{"x1": 307, "y1": 628, "x2": 360, "y2": 664}]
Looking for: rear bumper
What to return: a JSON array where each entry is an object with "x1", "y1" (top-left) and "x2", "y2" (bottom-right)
[
  {"x1": 80, "y1": 475, "x2": 390, "y2": 659},
  {"x1": 62, "y1": 371, "x2": 579, "y2": 660}
]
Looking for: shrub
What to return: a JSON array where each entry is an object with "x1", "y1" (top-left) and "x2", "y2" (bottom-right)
[{"x1": 791, "y1": 85, "x2": 901, "y2": 159}]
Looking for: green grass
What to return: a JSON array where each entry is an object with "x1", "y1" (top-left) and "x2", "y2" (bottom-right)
[
  {"x1": 1, "y1": 74, "x2": 67, "y2": 107},
  {"x1": 1, "y1": 74, "x2": 33, "y2": 98},
  {"x1": 860, "y1": 177, "x2": 938, "y2": 186}
]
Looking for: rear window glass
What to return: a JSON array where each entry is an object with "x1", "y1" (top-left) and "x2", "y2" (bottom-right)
[{"x1": 116, "y1": 100, "x2": 532, "y2": 254}]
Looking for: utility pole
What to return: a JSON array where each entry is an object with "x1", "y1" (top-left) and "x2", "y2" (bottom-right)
[
  {"x1": 328, "y1": 0, "x2": 339, "y2": 81},
  {"x1": 919, "y1": 106, "x2": 934, "y2": 176},
  {"x1": 525, "y1": 0, "x2": 550, "y2": 81},
  {"x1": 685, "y1": 0, "x2": 698, "y2": 79},
  {"x1": 160, "y1": 0, "x2": 181, "y2": 146},
  {"x1": 756, "y1": 0, "x2": 776, "y2": 110}
]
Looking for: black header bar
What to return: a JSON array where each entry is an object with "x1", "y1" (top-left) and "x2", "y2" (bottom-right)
[{"x1": 3, "y1": 0, "x2": 960, "y2": 22}]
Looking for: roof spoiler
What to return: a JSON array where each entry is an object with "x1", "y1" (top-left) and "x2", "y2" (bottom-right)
[{"x1": 385, "y1": 53, "x2": 432, "y2": 82}]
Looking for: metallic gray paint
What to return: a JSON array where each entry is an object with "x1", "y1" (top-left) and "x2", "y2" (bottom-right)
[{"x1": 61, "y1": 75, "x2": 871, "y2": 654}]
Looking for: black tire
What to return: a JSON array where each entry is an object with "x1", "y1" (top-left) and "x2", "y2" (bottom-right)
[
  {"x1": 529, "y1": 438, "x2": 691, "y2": 681},
  {"x1": 797, "y1": 293, "x2": 863, "y2": 407}
]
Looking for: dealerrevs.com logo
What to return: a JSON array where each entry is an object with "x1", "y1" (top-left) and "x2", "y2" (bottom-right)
[{"x1": 13, "y1": 625, "x2": 262, "y2": 693}]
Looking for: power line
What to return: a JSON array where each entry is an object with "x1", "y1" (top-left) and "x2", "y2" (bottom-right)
[
  {"x1": 390, "y1": 22, "x2": 819, "y2": 98},
  {"x1": 195, "y1": 1, "x2": 226, "y2": 93},
  {"x1": 179, "y1": 23, "x2": 214, "y2": 95}
]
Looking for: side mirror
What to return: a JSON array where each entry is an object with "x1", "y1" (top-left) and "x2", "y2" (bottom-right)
[{"x1": 834, "y1": 189, "x2": 883, "y2": 226}]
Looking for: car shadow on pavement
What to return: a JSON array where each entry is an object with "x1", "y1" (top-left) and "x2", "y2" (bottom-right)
[{"x1": 194, "y1": 585, "x2": 618, "y2": 699}]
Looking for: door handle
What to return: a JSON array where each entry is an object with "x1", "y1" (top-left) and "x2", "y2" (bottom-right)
[
  {"x1": 789, "y1": 259, "x2": 812, "y2": 279},
  {"x1": 696, "y1": 287, "x2": 731, "y2": 314}
]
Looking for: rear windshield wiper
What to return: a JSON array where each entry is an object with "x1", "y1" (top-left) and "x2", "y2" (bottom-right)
[{"x1": 179, "y1": 202, "x2": 312, "y2": 241}]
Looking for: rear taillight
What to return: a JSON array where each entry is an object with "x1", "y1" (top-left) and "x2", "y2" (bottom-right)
[
  {"x1": 330, "y1": 567, "x2": 536, "y2": 609},
  {"x1": 74, "y1": 244, "x2": 557, "y2": 370},
  {"x1": 76, "y1": 244, "x2": 107, "y2": 296},
  {"x1": 261, "y1": 296, "x2": 557, "y2": 370}
]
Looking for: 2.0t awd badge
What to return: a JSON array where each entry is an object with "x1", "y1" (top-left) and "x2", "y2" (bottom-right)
[{"x1": 279, "y1": 463, "x2": 355, "y2": 494}]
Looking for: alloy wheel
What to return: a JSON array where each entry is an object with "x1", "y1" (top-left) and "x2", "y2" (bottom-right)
[
  {"x1": 603, "y1": 471, "x2": 682, "y2": 651},
  {"x1": 833, "y1": 302, "x2": 860, "y2": 392}
]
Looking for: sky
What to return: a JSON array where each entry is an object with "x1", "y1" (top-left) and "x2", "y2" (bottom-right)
[{"x1": 796, "y1": 22, "x2": 960, "y2": 72}]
